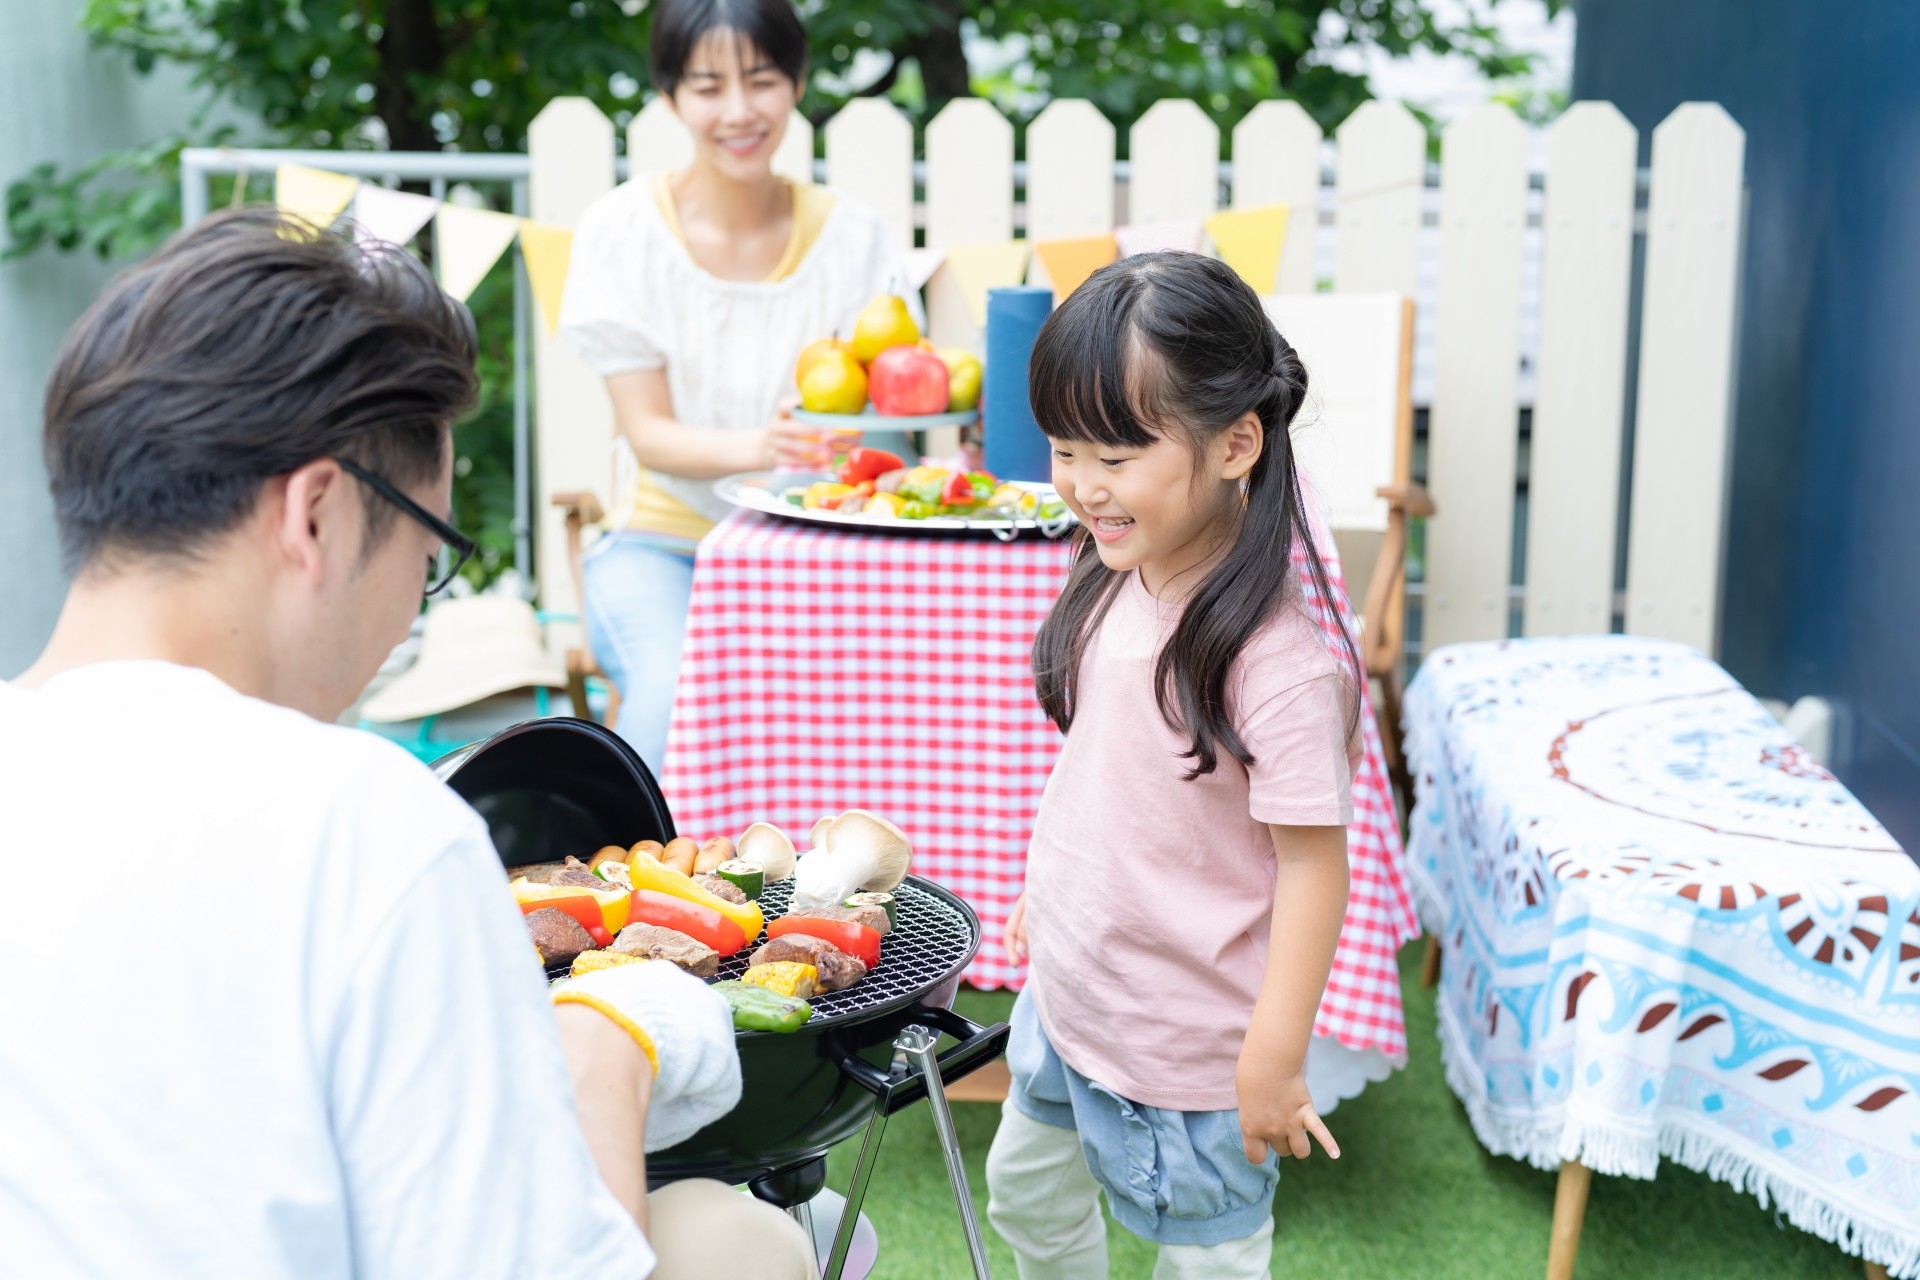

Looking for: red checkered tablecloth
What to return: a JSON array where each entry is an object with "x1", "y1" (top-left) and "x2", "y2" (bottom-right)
[{"x1": 662, "y1": 510, "x2": 1419, "y2": 1061}]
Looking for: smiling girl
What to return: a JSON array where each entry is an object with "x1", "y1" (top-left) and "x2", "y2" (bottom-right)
[
  {"x1": 559, "y1": 0, "x2": 913, "y2": 770},
  {"x1": 984, "y1": 252, "x2": 1360, "y2": 1278}
]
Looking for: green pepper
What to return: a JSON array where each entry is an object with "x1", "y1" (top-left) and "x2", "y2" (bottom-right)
[
  {"x1": 967, "y1": 471, "x2": 998, "y2": 501},
  {"x1": 713, "y1": 980, "x2": 814, "y2": 1033},
  {"x1": 1037, "y1": 500, "x2": 1068, "y2": 520},
  {"x1": 899, "y1": 499, "x2": 938, "y2": 520}
]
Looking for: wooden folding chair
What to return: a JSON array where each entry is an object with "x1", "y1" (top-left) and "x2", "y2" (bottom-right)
[
  {"x1": 1262, "y1": 293, "x2": 1429, "y2": 805},
  {"x1": 550, "y1": 491, "x2": 621, "y2": 729}
]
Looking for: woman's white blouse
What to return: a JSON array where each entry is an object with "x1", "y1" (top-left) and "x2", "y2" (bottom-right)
[{"x1": 559, "y1": 176, "x2": 913, "y2": 521}]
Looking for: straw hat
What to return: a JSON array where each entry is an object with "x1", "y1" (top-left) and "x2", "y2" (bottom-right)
[{"x1": 360, "y1": 595, "x2": 566, "y2": 723}]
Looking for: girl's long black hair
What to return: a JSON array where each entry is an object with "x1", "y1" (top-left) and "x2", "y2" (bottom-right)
[{"x1": 1029, "y1": 251, "x2": 1359, "y2": 779}]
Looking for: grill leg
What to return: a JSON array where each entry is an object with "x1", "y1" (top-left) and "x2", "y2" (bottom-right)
[
  {"x1": 900, "y1": 1027, "x2": 994, "y2": 1280},
  {"x1": 825, "y1": 1107, "x2": 891, "y2": 1280},
  {"x1": 787, "y1": 1197, "x2": 815, "y2": 1247}
]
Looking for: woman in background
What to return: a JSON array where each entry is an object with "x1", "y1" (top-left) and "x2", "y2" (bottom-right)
[{"x1": 561, "y1": 0, "x2": 912, "y2": 771}]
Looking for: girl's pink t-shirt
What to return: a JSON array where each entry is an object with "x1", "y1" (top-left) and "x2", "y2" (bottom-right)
[{"x1": 1025, "y1": 569, "x2": 1355, "y2": 1111}]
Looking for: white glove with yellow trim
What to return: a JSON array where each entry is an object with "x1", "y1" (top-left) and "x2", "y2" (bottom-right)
[{"x1": 554, "y1": 960, "x2": 741, "y2": 1152}]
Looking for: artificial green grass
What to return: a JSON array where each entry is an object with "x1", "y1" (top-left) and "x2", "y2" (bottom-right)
[{"x1": 827, "y1": 942, "x2": 1871, "y2": 1278}]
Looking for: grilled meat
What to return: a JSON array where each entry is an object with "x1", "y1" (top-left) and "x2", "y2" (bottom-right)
[
  {"x1": 749, "y1": 934, "x2": 866, "y2": 991},
  {"x1": 526, "y1": 907, "x2": 594, "y2": 967},
  {"x1": 799, "y1": 902, "x2": 891, "y2": 937},
  {"x1": 693, "y1": 872, "x2": 749, "y2": 906},
  {"x1": 612, "y1": 923, "x2": 720, "y2": 978}
]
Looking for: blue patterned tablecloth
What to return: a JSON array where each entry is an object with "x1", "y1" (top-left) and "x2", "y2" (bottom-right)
[{"x1": 1406, "y1": 636, "x2": 1919, "y2": 1277}]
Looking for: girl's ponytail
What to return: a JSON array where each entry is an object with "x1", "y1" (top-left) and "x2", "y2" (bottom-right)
[{"x1": 1030, "y1": 252, "x2": 1360, "y2": 778}]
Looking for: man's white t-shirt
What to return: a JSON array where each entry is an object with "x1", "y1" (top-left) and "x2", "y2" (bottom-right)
[{"x1": 0, "y1": 661, "x2": 653, "y2": 1278}]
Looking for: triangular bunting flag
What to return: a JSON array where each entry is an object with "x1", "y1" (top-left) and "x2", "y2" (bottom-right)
[
  {"x1": 518, "y1": 221, "x2": 575, "y2": 334},
  {"x1": 1032, "y1": 233, "x2": 1117, "y2": 303},
  {"x1": 1115, "y1": 218, "x2": 1206, "y2": 258},
  {"x1": 1204, "y1": 204, "x2": 1290, "y2": 295},
  {"x1": 351, "y1": 184, "x2": 440, "y2": 249},
  {"x1": 434, "y1": 203, "x2": 524, "y2": 303},
  {"x1": 902, "y1": 246, "x2": 946, "y2": 293},
  {"x1": 274, "y1": 163, "x2": 359, "y2": 233},
  {"x1": 939, "y1": 241, "x2": 1032, "y2": 328}
]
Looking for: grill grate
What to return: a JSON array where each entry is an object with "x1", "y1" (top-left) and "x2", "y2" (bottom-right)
[
  {"x1": 552, "y1": 876, "x2": 982, "y2": 1026},
  {"x1": 716, "y1": 877, "x2": 978, "y2": 1025}
]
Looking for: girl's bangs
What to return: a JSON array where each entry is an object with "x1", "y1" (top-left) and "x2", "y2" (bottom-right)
[{"x1": 1029, "y1": 299, "x2": 1164, "y2": 449}]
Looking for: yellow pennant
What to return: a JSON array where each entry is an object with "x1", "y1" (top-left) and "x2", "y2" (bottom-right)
[
  {"x1": 1031, "y1": 233, "x2": 1118, "y2": 303},
  {"x1": 517, "y1": 222, "x2": 575, "y2": 334},
  {"x1": 1204, "y1": 204, "x2": 1290, "y2": 296},
  {"x1": 938, "y1": 241, "x2": 1032, "y2": 328},
  {"x1": 434, "y1": 204, "x2": 524, "y2": 303},
  {"x1": 274, "y1": 164, "x2": 359, "y2": 234}
]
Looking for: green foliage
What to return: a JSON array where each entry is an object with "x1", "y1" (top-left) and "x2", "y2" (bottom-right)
[{"x1": 6, "y1": 0, "x2": 1561, "y2": 587}]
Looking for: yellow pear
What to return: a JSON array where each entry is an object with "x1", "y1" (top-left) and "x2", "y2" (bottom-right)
[
  {"x1": 799, "y1": 347, "x2": 868, "y2": 415},
  {"x1": 851, "y1": 295, "x2": 919, "y2": 365},
  {"x1": 937, "y1": 347, "x2": 984, "y2": 412},
  {"x1": 794, "y1": 336, "x2": 851, "y2": 389}
]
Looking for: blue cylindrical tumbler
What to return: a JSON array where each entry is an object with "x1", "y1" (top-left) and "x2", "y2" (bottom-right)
[{"x1": 982, "y1": 284, "x2": 1055, "y2": 482}]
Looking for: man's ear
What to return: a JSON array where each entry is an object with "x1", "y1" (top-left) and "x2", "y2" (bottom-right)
[
  {"x1": 1219, "y1": 412, "x2": 1264, "y2": 482},
  {"x1": 275, "y1": 459, "x2": 350, "y2": 586}
]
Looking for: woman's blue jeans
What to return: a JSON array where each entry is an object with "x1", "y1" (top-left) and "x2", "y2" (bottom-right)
[{"x1": 581, "y1": 532, "x2": 696, "y2": 776}]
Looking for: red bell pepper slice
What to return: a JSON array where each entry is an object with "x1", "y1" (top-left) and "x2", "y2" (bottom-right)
[
  {"x1": 767, "y1": 915, "x2": 882, "y2": 969},
  {"x1": 585, "y1": 924, "x2": 613, "y2": 948},
  {"x1": 940, "y1": 470, "x2": 978, "y2": 508},
  {"x1": 839, "y1": 447, "x2": 906, "y2": 486},
  {"x1": 519, "y1": 894, "x2": 603, "y2": 934},
  {"x1": 629, "y1": 889, "x2": 749, "y2": 956}
]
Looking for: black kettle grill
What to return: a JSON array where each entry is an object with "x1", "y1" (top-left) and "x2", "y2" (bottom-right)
[{"x1": 435, "y1": 717, "x2": 1008, "y2": 1279}]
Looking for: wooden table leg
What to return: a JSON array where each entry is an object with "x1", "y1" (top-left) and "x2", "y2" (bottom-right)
[
  {"x1": 1864, "y1": 1263, "x2": 1888, "y2": 1280},
  {"x1": 1547, "y1": 1159, "x2": 1593, "y2": 1280},
  {"x1": 1420, "y1": 935, "x2": 1443, "y2": 987}
]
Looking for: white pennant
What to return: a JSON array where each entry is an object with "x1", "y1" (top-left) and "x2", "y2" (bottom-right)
[
  {"x1": 352, "y1": 185, "x2": 440, "y2": 249},
  {"x1": 1115, "y1": 219, "x2": 1207, "y2": 258},
  {"x1": 902, "y1": 246, "x2": 946, "y2": 292}
]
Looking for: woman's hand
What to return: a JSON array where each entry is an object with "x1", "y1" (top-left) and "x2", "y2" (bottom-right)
[
  {"x1": 1234, "y1": 1052, "x2": 1338, "y2": 1164},
  {"x1": 762, "y1": 398, "x2": 859, "y2": 471},
  {"x1": 1003, "y1": 891, "x2": 1029, "y2": 963}
]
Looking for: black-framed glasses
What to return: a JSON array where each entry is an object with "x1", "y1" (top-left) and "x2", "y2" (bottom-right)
[{"x1": 335, "y1": 457, "x2": 476, "y2": 596}]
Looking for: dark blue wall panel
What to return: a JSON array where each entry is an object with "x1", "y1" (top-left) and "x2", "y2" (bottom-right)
[{"x1": 1574, "y1": 0, "x2": 1920, "y2": 849}]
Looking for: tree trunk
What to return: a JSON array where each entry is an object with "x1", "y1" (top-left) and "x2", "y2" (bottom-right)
[
  {"x1": 376, "y1": 0, "x2": 449, "y2": 153},
  {"x1": 906, "y1": 0, "x2": 972, "y2": 115}
]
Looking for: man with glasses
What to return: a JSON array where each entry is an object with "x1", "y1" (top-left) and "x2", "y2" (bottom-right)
[{"x1": 0, "y1": 208, "x2": 816, "y2": 1279}]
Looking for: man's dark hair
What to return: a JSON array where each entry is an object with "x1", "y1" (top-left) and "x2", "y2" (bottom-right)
[
  {"x1": 650, "y1": 0, "x2": 809, "y2": 99},
  {"x1": 42, "y1": 205, "x2": 479, "y2": 573}
]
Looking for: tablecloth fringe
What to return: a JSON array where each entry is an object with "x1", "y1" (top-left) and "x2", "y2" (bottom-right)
[{"x1": 1433, "y1": 995, "x2": 1920, "y2": 1279}]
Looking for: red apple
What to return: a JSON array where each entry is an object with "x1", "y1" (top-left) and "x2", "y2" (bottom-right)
[{"x1": 867, "y1": 345, "x2": 952, "y2": 416}]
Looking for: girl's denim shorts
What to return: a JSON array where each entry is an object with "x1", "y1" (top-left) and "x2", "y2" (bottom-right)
[{"x1": 1005, "y1": 987, "x2": 1281, "y2": 1247}]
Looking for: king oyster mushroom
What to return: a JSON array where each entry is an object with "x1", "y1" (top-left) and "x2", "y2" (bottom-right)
[
  {"x1": 735, "y1": 821, "x2": 798, "y2": 884},
  {"x1": 792, "y1": 809, "x2": 913, "y2": 909}
]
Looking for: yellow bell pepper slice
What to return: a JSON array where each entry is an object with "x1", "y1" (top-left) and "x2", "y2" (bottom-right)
[
  {"x1": 802, "y1": 482, "x2": 853, "y2": 510},
  {"x1": 511, "y1": 878, "x2": 631, "y2": 933},
  {"x1": 624, "y1": 852, "x2": 765, "y2": 944},
  {"x1": 865, "y1": 492, "x2": 904, "y2": 518}
]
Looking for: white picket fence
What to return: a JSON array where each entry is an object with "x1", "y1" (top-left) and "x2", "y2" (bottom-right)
[{"x1": 528, "y1": 94, "x2": 1745, "y2": 658}]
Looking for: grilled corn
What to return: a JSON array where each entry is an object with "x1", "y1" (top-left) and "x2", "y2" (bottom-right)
[{"x1": 741, "y1": 961, "x2": 819, "y2": 998}]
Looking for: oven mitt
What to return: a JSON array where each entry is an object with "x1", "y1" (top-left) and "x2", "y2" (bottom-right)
[{"x1": 554, "y1": 960, "x2": 743, "y2": 1152}]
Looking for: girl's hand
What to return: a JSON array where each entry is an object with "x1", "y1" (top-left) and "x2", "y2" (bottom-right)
[
  {"x1": 1234, "y1": 1053, "x2": 1339, "y2": 1164},
  {"x1": 1003, "y1": 891, "x2": 1029, "y2": 964}
]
